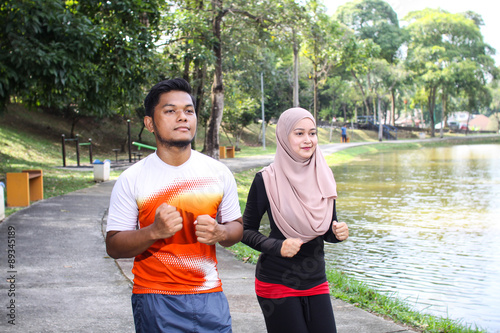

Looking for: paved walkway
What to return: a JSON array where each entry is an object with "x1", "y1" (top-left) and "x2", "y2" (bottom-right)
[{"x1": 6, "y1": 136, "x2": 497, "y2": 332}]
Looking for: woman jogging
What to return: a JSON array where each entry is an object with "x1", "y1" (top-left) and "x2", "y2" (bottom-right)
[{"x1": 242, "y1": 107, "x2": 349, "y2": 333}]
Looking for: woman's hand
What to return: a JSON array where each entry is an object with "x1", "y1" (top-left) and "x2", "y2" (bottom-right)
[
  {"x1": 280, "y1": 238, "x2": 304, "y2": 257},
  {"x1": 332, "y1": 221, "x2": 349, "y2": 241}
]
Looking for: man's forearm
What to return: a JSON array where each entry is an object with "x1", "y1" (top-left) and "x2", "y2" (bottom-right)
[
  {"x1": 106, "y1": 228, "x2": 157, "y2": 259},
  {"x1": 218, "y1": 218, "x2": 243, "y2": 247}
]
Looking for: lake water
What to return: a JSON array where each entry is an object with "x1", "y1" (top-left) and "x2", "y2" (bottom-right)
[{"x1": 326, "y1": 144, "x2": 500, "y2": 332}]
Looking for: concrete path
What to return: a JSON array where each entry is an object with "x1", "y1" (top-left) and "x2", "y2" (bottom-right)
[{"x1": 0, "y1": 181, "x2": 135, "y2": 332}]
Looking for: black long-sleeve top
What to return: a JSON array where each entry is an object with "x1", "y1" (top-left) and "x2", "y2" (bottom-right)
[{"x1": 242, "y1": 172, "x2": 341, "y2": 290}]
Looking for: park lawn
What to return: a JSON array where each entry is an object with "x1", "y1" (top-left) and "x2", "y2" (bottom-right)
[{"x1": 0, "y1": 124, "x2": 123, "y2": 216}]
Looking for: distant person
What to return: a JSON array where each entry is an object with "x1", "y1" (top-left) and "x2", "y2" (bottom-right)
[
  {"x1": 341, "y1": 124, "x2": 347, "y2": 143},
  {"x1": 242, "y1": 107, "x2": 349, "y2": 333},
  {"x1": 105, "y1": 78, "x2": 243, "y2": 332}
]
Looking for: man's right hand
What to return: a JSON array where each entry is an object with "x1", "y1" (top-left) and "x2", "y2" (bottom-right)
[
  {"x1": 150, "y1": 203, "x2": 183, "y2": 240},
  {"x1": 106, "y1": 203, "x2": 183, "y2": 259}
]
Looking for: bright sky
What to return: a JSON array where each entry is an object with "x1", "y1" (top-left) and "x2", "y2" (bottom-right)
[{"x1": 323, "y1": 0, "x2": 500, "y2": 66}]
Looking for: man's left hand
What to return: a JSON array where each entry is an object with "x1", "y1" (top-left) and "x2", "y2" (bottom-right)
[{"x1": 194, "y1": 215, "x2": 225, "y2": 245}]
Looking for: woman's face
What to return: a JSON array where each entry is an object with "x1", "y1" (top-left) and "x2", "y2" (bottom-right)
[{"x1": 287, "y1": 118, "x2": 317, "y2": 159}]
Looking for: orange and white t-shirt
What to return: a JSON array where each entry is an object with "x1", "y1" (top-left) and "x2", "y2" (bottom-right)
[{"x1": 107, "y1": 151, "x2": 241, "y2": 295}]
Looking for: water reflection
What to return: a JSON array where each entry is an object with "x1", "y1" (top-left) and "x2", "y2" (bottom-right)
[{"x1": 326, "y1": 144, "x2": 500, "y2": 332}]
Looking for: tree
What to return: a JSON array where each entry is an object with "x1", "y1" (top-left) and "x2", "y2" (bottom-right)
[
  {"x1": 221, "y1": 90, "x2": 257, "y2": 150},
  {"x1": 334, "y1": 0, "x2": 403, "y2": 63},
  {"x1": 208, "y1": 0, "x2": 294, "y2": 157},
  {"x1": 370, "y1": 58, "x2": 408, "y2": 126},
  {"x1": 302, "y1": 1, "x2": 340, "y2": 122},
  {"x1": 404, "y1": 9, "x2": 497, "y2": 136},
  {"x1": 334, "y1": 0, "x2": 405, "y2": 126},
  {"x1": 161, "y1": 0, "x2": 216, "y2": 150},
  {"x1": 337, "y1": 29, "x2": 380, "y2": 117},
  {"x1": 169, "y1": 0, "x2": 275, "y2": 158},
  {"x1": 1, "y1": 0, "x2": 163, "y2": 126},
  {"x1": 0, "y1": 0, "x2": 98, "y2": 112},
  {"x1": 320, "y1": 74, "x2": 349, "y2": 121},
  {"x1": 162, "y1": 1, "x2": 293, "y2": 156},
  {"x1": 271, "y1": 0, "x2": 309, "y2": 108}
]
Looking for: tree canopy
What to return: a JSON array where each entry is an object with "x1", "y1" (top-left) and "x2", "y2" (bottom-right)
[
  {"x1": 335, "y1": 0, "x2": 403, "y2": 63},
  {"x1": 1, "y1": 0, "x2": 498, "y2": 146},
  {"x1": 1, "y1": 0, "x2": 162, "y2": 119},
  {"x1": 404, "y1": 8, "x2": 498, "y2": 135}
]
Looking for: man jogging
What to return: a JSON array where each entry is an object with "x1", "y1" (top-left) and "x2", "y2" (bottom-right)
[{"x1": 106, "y1": 78, "x2": 243, "y2": 332}]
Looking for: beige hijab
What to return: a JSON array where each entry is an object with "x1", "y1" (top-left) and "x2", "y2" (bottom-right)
[{"x1": 262, "y1": 108, "x2": 337, "y2": 242}]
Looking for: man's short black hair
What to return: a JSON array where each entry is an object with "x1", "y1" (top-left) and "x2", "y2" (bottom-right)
[{"x1": 144, "y1": 78, "x2": 196, "y2": 117}]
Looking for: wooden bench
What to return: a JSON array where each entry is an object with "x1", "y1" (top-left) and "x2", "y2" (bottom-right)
[
  {"x1": 219, "y1": 146, "x2": 235, "y2": 159},
  {"x1": 6, "y1": 169, "x2": 44, "y2": 207},
  {"x1": 226, "y1": 146, "x2": 235, "y2": 158},
  {"x1": 219, "y1": 146, "x2": 227, "y2": 159}
]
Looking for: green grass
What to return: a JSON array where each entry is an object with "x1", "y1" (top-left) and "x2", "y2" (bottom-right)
[
  {"x1": 0, "y1": 122, "x2": 123, "y2": 218},
  {"x1": 327, "y1": 269, "x2": 485, "y2": 333}
]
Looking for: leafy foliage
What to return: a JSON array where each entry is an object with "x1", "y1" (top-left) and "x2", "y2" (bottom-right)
[
  {"x1": 2, "y1": 0, "x2": 498, "y2": 146},
  {"x1": 335, "y1": 0, "x2": 403, "y2": 63},
  {"x1": 0, "y1": 0, "x2": 163, "y2": 118},
  {"x1": 404, "y1": 8, "x2": 498, "y2": 135}
]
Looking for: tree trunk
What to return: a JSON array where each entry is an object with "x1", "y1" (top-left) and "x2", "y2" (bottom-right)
[
  {"x1": 313, "y1": 69, "x2": 318, "y2": 123},
  {"x1": 440, "y1": 92, "x2": 447, "y2": 138},
  {"x1": 428, "y1": 86, "x2": 437, "y2": 137},
  {"x1": 70, "y1": 115, "x2": 80, "y2": 138},
  {"x1": 193, "y1": 0, "x2": 206, "y2": 151},
  {"x1": 235, "y1": 128, "x2": 244, "y2": 150},
  {"x1": 367, "y1": 72, "x2": 374, "y2": 119},
  {"x1": 351, "y1": 70, "x2": 371, "y2": 115},
  {"x1": 293, "y1": 30, "x2": 300, "y2": 108},
  {"x1": 390, "y1": 90, "x2": 396, "y2": 126},
  {"x1": 331, "y1": 93, "x2": 337, "y2": 119},
  {"x1": 377, "y1": 94, "x2": 383, "y2": 141},
  {"x1": 137, "y1": 123, "x2": 145, "y2": 141},
  {"x1": 193, "y1": 61, "x2": 207, "y2": 151},
  {"x1": 206, "y1": 0, "x2": 225, "y2": 159},
  {"x1": 329, "y1": 94, "x2": 336, "y2": 142},
  {"x1": 466, "y1": 111, "x2": 471, "y2": 136},
  {"x1": 182, "y1": 50, "x2": 192, "y2": 81},
  {"x1": 207, "y1": 76, "x2": 224, "y2": 159}
]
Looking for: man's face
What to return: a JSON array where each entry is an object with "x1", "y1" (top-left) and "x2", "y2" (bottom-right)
[{"x1": 144, "y1": 90, "x2": 196, "y2": 149}]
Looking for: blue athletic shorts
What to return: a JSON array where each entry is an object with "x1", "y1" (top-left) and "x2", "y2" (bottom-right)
[{"x1": 131, "y1": 292, "x2": 232, "y2": 333}]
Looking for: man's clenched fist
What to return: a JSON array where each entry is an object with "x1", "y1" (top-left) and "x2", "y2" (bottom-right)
[
  {"x1": 151, "y1": 203, "x2": 183, "y2": 240},
  {"x1": 194, "y1": 215, "x2": 225, "y2": 245}
]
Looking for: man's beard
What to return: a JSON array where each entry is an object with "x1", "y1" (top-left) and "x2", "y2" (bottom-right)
[{"x1": 152, "y1": 121, "x2": 193, "y2": 149}]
